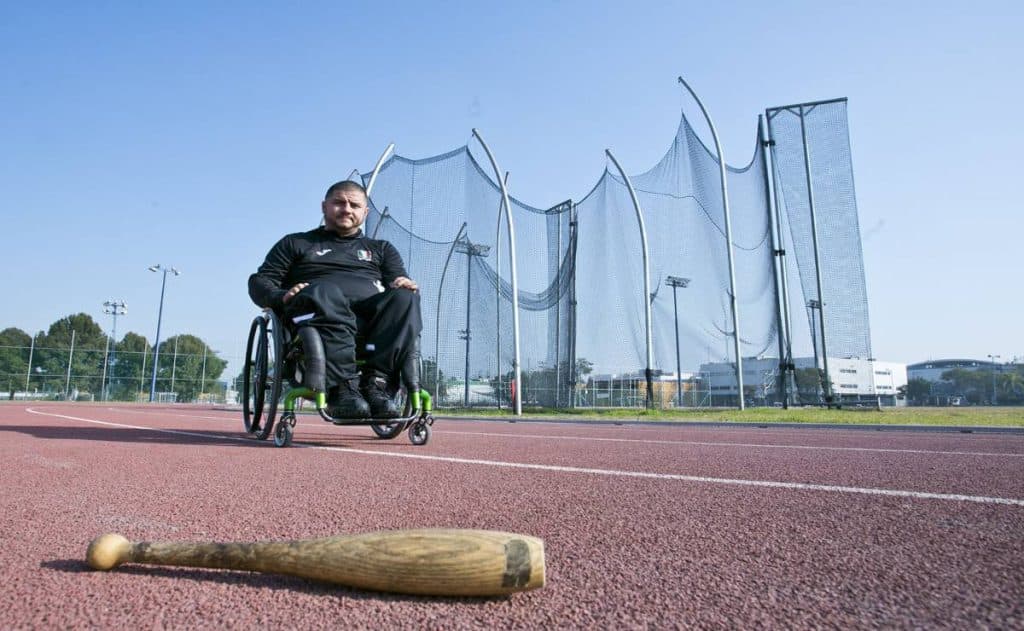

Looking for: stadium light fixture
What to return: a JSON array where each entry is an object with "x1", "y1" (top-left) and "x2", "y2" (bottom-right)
[{"x1": 148, "y1": 265, "x2": 180, "y2": 402}]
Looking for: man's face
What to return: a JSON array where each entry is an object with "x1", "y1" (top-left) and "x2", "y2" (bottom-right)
[{"x1": 322, "y1": 188, "x2": 369, "y2": 236}]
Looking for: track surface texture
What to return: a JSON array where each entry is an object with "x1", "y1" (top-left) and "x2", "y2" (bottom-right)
[{"x1": 2, "y1": 402, "x2": 1022, "y2": 629}]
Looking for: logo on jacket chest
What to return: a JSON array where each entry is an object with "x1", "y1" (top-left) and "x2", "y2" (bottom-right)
[{"x1": 356, "y1": 249, "x2": 373, "y2": 262}]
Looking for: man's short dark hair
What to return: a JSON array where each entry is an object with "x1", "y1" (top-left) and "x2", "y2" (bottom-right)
[{"x1": 324, "y1": 180, "x2": 367, "y2": 200}]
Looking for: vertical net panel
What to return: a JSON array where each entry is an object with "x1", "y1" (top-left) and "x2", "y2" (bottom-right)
[
  {"x1": 574, "y1": 172, "x2": 648, "y2": 378},
  {"x1": 582, "y1": 112, "x2": 776, "y2": 385},
  {"x1": 767, "y1": 100, "x2": 871, "y2": 361},
  {"x1": 365, "y1": 147, "x2": 575, "y2": 407},
  {"x1": 359, "y1": 101, "x2": 863, "y2": 408}
]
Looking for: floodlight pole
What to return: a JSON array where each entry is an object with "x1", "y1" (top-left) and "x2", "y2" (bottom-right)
[
  {"x1": 666, "y1": 276, "x2": 690, "y2": 407},
  {"x1": 987, "y1": 354, "x2": 1001, "y2": 405},
  {"x1": 678, "y1": 76, "x2": 745, "y2": 409},
  {"x1": 148, "y1": 265, "x2": 179, "y2": 402},
  {"x1": 605, "y1": 149, "x2": 654, "y2": 409},
  {"x1": 455, "y1": 239, "x2": 491, "y2": 407},
  {"x1": 100, "y1": 300, "x2": 127, "y2": 401},
  {"x1": 472, "y1": 129, "x2": 522, "y2": 415}
]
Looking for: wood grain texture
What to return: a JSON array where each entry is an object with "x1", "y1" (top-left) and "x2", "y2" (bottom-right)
[{"x1": 86, "y1": 529, "x2": 545, "y2": 596}]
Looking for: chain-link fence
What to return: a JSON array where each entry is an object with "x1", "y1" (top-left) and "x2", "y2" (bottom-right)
[{"x1": 0, "y1": 344, "x2": 240, "y2": 404}]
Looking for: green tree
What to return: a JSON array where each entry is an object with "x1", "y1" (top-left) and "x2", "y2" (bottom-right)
[
  {"x1": 107, "y1": 332, "x2": 153, "y2": 401},
  {"x1": 0, "y1": 327, "x2": 32, "y2": 395},
  {"x1": 36, "y1": 314, "x2": 107, "y2": 398},
  {"x1": 995, "y1": 367, "x2": 1024, "y2": 405},
  {"x1": 152, "y1": 334, "x2": 227, "y2": 403},
  {"x1": 941, "y1": 368, "x2": 988, "y2": 405},
  {"x1": 574, "y1": 358, "x2": 594, "y2": 384},
  {"x1": 905, "y1": 377, "x2": 932, "y2": 405}
]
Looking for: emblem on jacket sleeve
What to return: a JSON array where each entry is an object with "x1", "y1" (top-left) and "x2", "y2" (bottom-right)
[{"x1": 357, "y1": 249, "x2": 373, "y2": 262}]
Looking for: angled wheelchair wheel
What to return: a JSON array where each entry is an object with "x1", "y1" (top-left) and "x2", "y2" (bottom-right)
[
  {"x1": 408, "y1": 421, "x2": 431, "y2": 446},
  {"x1": 242, "y1": 313, "x2": 283, "y2": 441},
  {"x1": 242, "y1": 317, "x2": 266, "y2": 434},
  {"x1": 274, "y1": 416, "x2": 294, "y2": 447},
  {"x1": 370, "y1": 387, "x2": 411, "y2": 440}
]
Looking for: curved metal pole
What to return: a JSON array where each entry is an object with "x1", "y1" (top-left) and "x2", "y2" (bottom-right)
[
  {"x1": 605, "y1": 149, "x2": 654, "y2": 409},
  {"x1": 362, "y1": 142, "x2": 395, "y2": 237},
  {"x1": 365, "y1": 142, "x2": 394, "y2": 197},
  {"x1": 472, "y1": 129, "x2": 522, "y2": 415},
  {"x1": 495, "y1": 171, "x2": 509, "y2": 409},
  {"x1": 678, "y1": 75, "x2": 745, "y2": 409},
  {"x1": 435, "y1": 223, "x2": 468, "y2": 403}
]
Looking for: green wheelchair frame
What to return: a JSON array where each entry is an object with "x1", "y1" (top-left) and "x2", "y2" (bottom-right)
[{"x1": 242, "y1": 308, "x2": 434, "y2": 447}]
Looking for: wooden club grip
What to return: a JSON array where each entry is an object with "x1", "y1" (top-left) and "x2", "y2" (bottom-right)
[{"x1": 86, "y1": 529, "x2": 545, "y2": 596}]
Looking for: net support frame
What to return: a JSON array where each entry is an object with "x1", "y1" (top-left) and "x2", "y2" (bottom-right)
[
  {"x1": 678, "y1": 76, "x2": 745, "y2": 409},
  {"x1": 604, "y1": 149, "x2": 654, "y2": 410},
  {"x1": 494, "y1": 172, "x2": 509, "y2": 409},
  {"x1": 472, "y1": 129, "x2": 523, "y2": 415},
  {"x1": 365, "y1": 143, "x2": 395, "y2": 197},
  {"x1": 759, "y1": 115, "x2": 792, "y2": 408},
  {"x1": 796, "y1": 105, "x2": 834, "y2": 404}
]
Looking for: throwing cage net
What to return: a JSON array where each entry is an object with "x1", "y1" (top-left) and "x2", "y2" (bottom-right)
[{"x1": 363, "y1": 97, "x2": 868, "y2": 407}]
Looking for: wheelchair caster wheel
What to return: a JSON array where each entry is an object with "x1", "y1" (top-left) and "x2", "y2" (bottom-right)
[
  {"x1": 371, "y1": 421, "x2": 406, "y2": 439},
  {"x1": 274, "y1": 420, "x2": 293, "y2": 447},
  {"x1": 409, "y1": 422, "x2": 430, "y2": 446}
]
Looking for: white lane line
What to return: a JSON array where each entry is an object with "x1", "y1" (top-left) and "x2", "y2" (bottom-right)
[
  {"x1": 440, "y1": 430, "x2": 1024, "y2": 458},
  {"x1": 26, "y1": 408, "x2": 250, "y2": 443},
  {"x1": 24, "y1": 408, "x2": 1024, "y2": 507},
  {"x1": 87, "y1": 408, "x2": 1024, "y2": 458},
  {"x1": 88, "y1": 407, "x2": 1024, "y2": 446},
  {"x1": 104, "y1": 407, "x2": 237, "y2": 422}
]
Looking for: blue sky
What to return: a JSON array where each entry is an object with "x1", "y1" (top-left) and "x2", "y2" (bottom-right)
[{"x1": 2, "y1": 1, "x2": 1022, "y2": 376}]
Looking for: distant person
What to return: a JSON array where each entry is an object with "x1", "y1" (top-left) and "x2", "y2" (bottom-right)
[{"x1": 248, "y1": 180, "x2": 421, "y2": 419}]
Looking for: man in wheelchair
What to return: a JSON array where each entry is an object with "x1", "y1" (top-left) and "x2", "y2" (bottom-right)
[{"x1": 248, "y1": 180, "x2": 421, "y2": 420}]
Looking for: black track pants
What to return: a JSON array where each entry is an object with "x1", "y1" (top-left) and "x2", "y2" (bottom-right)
[{"x1": 284, "y1": 283, "x2": 422, "y2": 388}]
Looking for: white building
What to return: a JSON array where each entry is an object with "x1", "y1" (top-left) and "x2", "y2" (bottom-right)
[{"x1": 699, "y1": 357, "x2": 907, "y2": 407}]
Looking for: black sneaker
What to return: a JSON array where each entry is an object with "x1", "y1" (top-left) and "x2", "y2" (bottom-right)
[
  {"x1": 328, "y1": 379, "x2": 370, "y2": 421},
  {"x1": 362, "y1": 376, "x2": 399, "y2": 418}
]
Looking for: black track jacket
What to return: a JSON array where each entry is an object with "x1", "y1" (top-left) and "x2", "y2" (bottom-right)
[{"x1": 248, "y1": 227, "x2": 408, "y2": 309}]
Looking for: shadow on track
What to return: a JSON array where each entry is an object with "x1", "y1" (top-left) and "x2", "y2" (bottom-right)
[
  {"x1": 0, "y1": 424, "x2": 393, "y2": 448},
  {"x1": 40, "y1": 559, "x2": 505, "y2": 603}
]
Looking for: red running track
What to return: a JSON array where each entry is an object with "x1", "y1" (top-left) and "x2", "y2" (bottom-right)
[{"x1": 1, "y1": 402, "x2": 1022, "y2": 628}]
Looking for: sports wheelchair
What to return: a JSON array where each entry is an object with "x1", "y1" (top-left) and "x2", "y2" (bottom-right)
[{"x1": 241, "y1": 308, "x2": 434, "y2": 447}]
